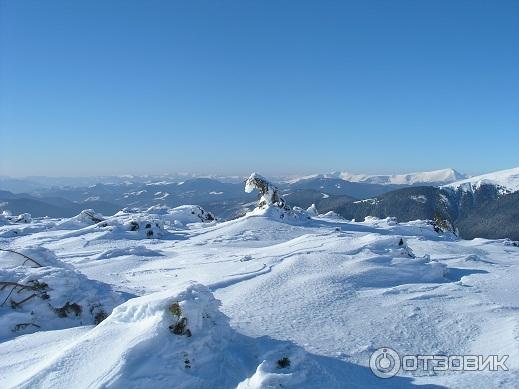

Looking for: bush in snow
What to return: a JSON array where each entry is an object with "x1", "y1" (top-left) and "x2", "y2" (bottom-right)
[
  {"x1": 431, "y1": 211, "x2": 457, "y2": 235},
  {"x1": 0, "y1": 247, "x2": 126, "y2": 340},
  {"x1": 168, "y1": 302, "x2": 192, "y2": 337},
  {"x1": 277, "y1": 357, "x2": 291, "y2": 369}
]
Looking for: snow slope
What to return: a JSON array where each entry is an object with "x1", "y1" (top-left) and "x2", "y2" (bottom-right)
[
  {"x1": 2, "y1": 283, "x2": 389, "y2": 388},
  {"x1": 444, "y1": 166, "x2": 519, "y2": 194},
  {"x1": 0, "y1": 200, "x2": 518, "y2": 387}
]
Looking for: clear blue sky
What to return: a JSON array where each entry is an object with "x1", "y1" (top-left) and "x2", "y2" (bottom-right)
[{"x1": 1, "y1": 0, "x2": 518, "y2": 177}]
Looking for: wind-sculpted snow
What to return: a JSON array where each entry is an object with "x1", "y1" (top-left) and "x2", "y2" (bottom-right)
[
  {"x1": 145, "y1": 204, "x2": 216, "y2": 227},
  {"x1": 0, "y1": 203, "x2": 518, "y2": 387},
  {"x1": 95, "y1": 246, "x2": 164, "y2": 260},
  {"x1": 54, "y1": 209, "x2": 104, "y2": 230},
  {"x1": 1, "y1": 283, "x2": 396, "y2": 389}
]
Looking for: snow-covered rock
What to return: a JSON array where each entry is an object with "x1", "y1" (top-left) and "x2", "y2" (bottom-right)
[
  {"x1": 306, "y1": 204, "x2": 318, "y2": 216},
  {"x1": 245, "y1": 173, "x2": 287, "y2": 210},
  {"x1": 245, "y1": 173, "x2": 310, "y2": 222},
  {"x1": 55, "y1": 209, "x2": 104, "y2": 230},
  {"x1": 0, "y1": 212, "x2": 32, "y2": 225},
  {"x1": 146, "y1": 205, "x2": 216, "y2": 227},
  {"x1": 15, "y1": 213, "x2": 32, "y2": 223}
]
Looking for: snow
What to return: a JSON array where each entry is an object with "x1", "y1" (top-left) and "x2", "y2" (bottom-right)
[
  {"x1": 289, "y1": 168, "x2": 467, "y2": 185},
  {"x1": 443, "y1": 166, "x2": 519, "y2": 194},
  {"x1": 124, "y1": 190, "x2": 147, "y2": 196},
  {"x1": 54, "y1": 209, "x2": 104, "y2": 230},
  {"x1": 410, "y1": 195, "x2": 427, "y2": 203},
  {"x1": 245, "y1": 173, "x2": 310, "y2": 222},
  {"x1": 154, "y1": 192, "x2": 170, "y2": 200},
  {"x1": 0, "y1": 284, "x2": 362, "y2": 388},
  {"x1": 0, "y1": 247, "x2": 127, "y2": 342},
  {"x1": 354, "y1": 198, "x2": 379, "y2": 205},
  {"x1": 84, "y1": 196, "x2": 100, "y2": 202},
  {"x1": 0, "y1": 180, "x2": 518, "y2": 387},
  {"x1": 145, "y1": 205, "x2": 215, "y2": 227}
]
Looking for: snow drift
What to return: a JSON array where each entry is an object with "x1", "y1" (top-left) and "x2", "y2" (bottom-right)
[
  {"x1": 5, "y1": 283, "x2": 348, "y2": 389},
  {"x1": 0, "y1": 247, "x2": 127, "y2": 341}
]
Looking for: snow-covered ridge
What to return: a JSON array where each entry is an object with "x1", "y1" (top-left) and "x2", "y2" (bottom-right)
[
  {"x1": 288, "y1": 168, "x2": 466, "y2": 186},
  {"x1": 443, "y1": 167, "x2": 519, "y2": 194}
]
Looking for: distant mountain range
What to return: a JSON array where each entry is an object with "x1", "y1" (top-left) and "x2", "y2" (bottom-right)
[
  {"x1": 327, "y1": 168, "x2": 519, "y2": 240},
  {"x1": 287, "y1": 168, "x2": 467, "y2": 186},
  {"x1": 0, "y1": 168, "x2": 466, "y2": 193},
  {"x1": 442, "y1": 166, "x2": 519, "y2": 194},
  {"x1": 1, "y1": 167, "x2": 518, "y2": 240}
]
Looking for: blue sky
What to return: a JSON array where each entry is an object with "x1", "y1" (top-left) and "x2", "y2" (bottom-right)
[{"x1": 1, "y1": 0, "x2": 518, "y2": 177}]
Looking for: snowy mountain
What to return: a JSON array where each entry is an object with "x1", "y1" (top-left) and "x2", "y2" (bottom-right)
[
  {"x1": 330, "y1": 185, "x2": 519, "y2": 240},
  {"x1": 0, "y1": 176, "x2": 518, "y2": 387},
  {"x1": 0, "y1": 169, "x2": 469, "y2": 223},
  {"x1": 444, "y1": 167, "x2": 519, "y2": 194},
  {"x1": 294, "y1": 168, "x2": 467, "y2": 186}
]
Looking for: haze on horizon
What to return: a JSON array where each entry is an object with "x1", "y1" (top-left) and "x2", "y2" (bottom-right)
[{"x1": 1, "y1": 1, "x2": 518, "y2": 178}]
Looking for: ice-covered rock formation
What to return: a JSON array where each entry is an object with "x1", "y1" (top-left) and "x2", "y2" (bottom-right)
[
  {"x1": 245, "y1": 173, "x2": 309, "y2": 221},
  {"x1": 245, "y1": 173, "x2": 288, "y2": 210}
]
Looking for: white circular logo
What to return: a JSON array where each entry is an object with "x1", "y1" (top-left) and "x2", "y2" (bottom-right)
[{"x1": 369, "y1": 347, "x2": 401, "y2": 378}]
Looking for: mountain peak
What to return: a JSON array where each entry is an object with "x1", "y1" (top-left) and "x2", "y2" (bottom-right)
[{"x1": 444, "y1": 167, "x2": 519, "y2": 193}]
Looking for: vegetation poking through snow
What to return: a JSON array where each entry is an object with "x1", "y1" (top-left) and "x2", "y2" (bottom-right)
[
  {"x1": 0, "y1": 248, "x2": 42, "y2": 267},
  {"x1": 169, "y1": 301, "x2": 182, "y2": 317},
  {"x1": 168, "y1": 301, "x2": 192, "y2": 337},
  {"x1": 53, "y1": 302, "x2": 82, "y2": 318},
  {"x1": 0, "y1": 247, "x2": 126, "y2": 340},
  {"x1": 0, "y1": 280, "x2": 49, "y2": 307},
  {"x1": 276, "y1": 357, "x2": 291, "y2": 369},
  {"x1": 432, "y1": 211, "x2": 456, "y2": 235}
]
